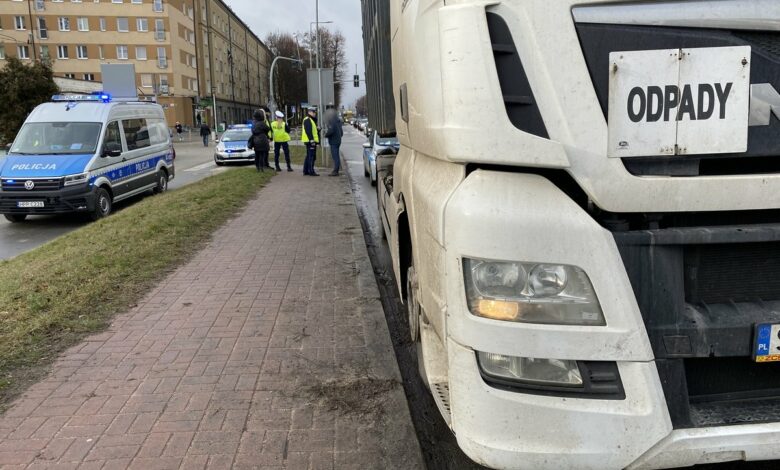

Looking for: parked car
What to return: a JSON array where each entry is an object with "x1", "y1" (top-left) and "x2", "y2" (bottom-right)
[
  {"x1": 362, "y1": 130, "x2": 399, "y2": 186},
  {"x1": 214, "y1": 125, "x2": 254, "y2": 166}
]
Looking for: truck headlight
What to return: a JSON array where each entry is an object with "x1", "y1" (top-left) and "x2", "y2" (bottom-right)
[
  {"x1": 463, "y1": 258, "x2": 604, "y2": 326},
  {"x1": 63, "y1": 172, "x2": 88, "y2": 186},
  {"x1": 477, "y1": 352, "x2": 583, "y2": 386}
]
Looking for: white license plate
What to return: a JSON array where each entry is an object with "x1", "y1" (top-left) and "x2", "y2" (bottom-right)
[
  {"x1": 754, "y1": 323, "x2": 780, "y2": 363},
  {"x1": 608, "y1": 46, "x2": 751, "y2": 157},
  {"x1": 17, "y1": 201, "x2": 44, "y2": 208}
]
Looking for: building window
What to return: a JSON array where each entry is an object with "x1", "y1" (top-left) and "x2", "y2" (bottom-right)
[
  {"x1": 0, "y1": 46, "x2": 5, "y2": 60},
  {"x1": 135, "y1": 46, "x2": 146, "y2": 60},
  {"x1": 17, "y1": 45, "x2": 30, "y2": 59},
  {"x1": 136, "y1": 18, "x2": 147, "y2": 32},
  {"x1": 112, "y1": 0, "x2": 123, "y2": 3},
  {"x1": 154, "y1": 19, "x2": 164, "y2": 41},
  {"x1": 34, "y1": 0, "x2": 44, "y2": 11},
  {"x1": 153, "y1": 0, "x2": 163, "y2": 12},
  {"x1": 98, "y1": 45, "x2": 103, "y2": 59},
  {"x1": 40, "y1": 45, "x2": 49, "y2": 59},
  {"x1": 99, "y1": 17, "x2": 106, "y2": 31},
  {"x1": 76, "y1": 45, "x2": 87, "y2": 59},
  {"x1": 140, "y1": 73, "x2": 152, "y2": 88},
  {"x1": 84, "y1": 73, "x2": 95, "y2": 81},
  {"x1": 57, "y1": 45, "x2": 68, "y2": 59},
  {"x1": 58, "y1": 17, "x2": 70, "y2": 31},
  {"x1": 117, "y1": 17, "x2": 129, "y2": 32},
  {"x1": 116, "y1": 45, "x2": 128, "y2": 60},
  {"x1": 64, "y1": 73, "x2": 75, "y2": 79},
  {"x1": 132, "y1": 0, "x2": 141, "y2": 3},
  {"x1": 38, "y1": 18, "x2": 48, "y2": 39},
  {"x1": 77, "y1": 17, "x2": 89, "y2": 31},
  {"x1": 14, "y1": 16, "x2": 26, "y2": 30}
]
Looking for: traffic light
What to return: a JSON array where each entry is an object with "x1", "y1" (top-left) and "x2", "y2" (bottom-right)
[{"x1": 354, "y1": 75, "x2": 360, "y2": 87}]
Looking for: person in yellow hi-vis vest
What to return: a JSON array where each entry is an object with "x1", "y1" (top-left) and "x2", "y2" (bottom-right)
[
  {"x1": 301, "y1": 106, "x2": 320, "y2": 176},
  {"x1": 271, "y1": 111, "x2": 293, "y2": 172}
]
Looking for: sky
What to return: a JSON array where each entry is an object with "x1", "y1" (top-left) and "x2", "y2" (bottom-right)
[{"x1": 227, "y1": 0, "x2": 365, "y2": 109}]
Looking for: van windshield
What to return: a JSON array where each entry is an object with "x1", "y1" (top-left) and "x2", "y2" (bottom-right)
[{"x1": 10, "y1": 122, "x2": 102, "y2": 155}]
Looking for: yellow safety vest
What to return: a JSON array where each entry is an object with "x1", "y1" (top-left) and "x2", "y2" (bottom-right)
[
  {"x1": 271, "y1": 121, "x2": 291, "y2": 143},
  {"x1": 301, "y1": 117, "x2": 319, "y2": 144}
]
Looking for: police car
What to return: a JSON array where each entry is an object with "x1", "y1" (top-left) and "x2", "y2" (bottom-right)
[
  {"x1": 214, "y1": 124, "x2": 254, "y2": 165},
  {"x1": 0, "y1": 93, "x2": 174, "y2": 222}
]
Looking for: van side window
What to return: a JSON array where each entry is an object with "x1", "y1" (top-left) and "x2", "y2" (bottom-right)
[
  {"x1": 123, "y1": 118, "x2": 151, "y2": 150},
  {"x1": 104, "y1": 121, "x2": 122, "y2": 151},
  {"x1": 147, "y1": 118, "x2": 169, "y2": 145}
]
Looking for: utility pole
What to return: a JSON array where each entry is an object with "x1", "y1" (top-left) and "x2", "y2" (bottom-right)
[
  {"x1": 205, "y1": 0, "x2": 218, "y2": 138},
  {"x1": 315, "y1": 1, "x2": 325, "y2": 166},
  {"x1": 227, "y1": 18, "x2": 236, "y2": 124}
]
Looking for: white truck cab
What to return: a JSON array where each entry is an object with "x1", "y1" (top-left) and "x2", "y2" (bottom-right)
[
  {"x1": 0, "y1": 93, "x2": 174, "y2": 222},
  {"x1": 364, "y1": 0, "x2": 780, "y2": 468}
]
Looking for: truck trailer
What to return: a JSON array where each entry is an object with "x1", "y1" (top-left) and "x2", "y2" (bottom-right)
[{"x1": 361, "y1": 0, "x2": 780, "y2": 469}]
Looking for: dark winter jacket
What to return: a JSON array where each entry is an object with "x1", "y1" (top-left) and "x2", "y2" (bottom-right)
[
  {"x1": 199, "y1": 124, "x2": 211, "y2": 137},
  {"x1": 325, "y1": 114, "x2": 343, "y2": 146},
  {"x1": 251, "y1": 120, "x2": 271, "y2": 152}
]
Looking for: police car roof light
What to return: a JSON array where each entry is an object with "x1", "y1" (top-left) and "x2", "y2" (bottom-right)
[
  {"x1": 228, "y1": 124, "x2": 252, "y2": 130},
  {"x1": 51, "y1": 92, "x2": 111, "y2": 103}
]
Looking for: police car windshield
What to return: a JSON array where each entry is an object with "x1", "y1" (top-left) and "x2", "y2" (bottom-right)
[
  {"x1": 11, "y1": 122, "x2": 102, "y2": 155},
  {"x1": 221, "y1": 130, "x2": 251, "y2": 142},
  {"x1": 377, "y1": 136, "x2": 399, "y2": 147}
]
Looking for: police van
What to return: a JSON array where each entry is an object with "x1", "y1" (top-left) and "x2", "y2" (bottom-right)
[{"x1": 0, "y1": 93, "x2": 174, "y2": 222}]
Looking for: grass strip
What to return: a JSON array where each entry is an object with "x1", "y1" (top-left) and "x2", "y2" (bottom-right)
[{"x1": 0, "y1": 167, "x2": 273, "y2": 406}]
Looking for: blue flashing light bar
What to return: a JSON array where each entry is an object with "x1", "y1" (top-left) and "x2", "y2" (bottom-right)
[
  {"x1": 228, "y1": 124, "x2": 252, "y2": 130},
  {"x1": 51, "y1": 92, "x2": 111, "y2": 103}
]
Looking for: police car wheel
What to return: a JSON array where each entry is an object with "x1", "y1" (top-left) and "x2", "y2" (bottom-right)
[
  {"x1": 154, "y1": 170, "x2": 168, "y2": 194},
  {"x1": 4, "y1": 214, "x2": 27, "y2": 223},
  {"x1": 91, "y1": 188, "x2": 112, "y2": 221}
]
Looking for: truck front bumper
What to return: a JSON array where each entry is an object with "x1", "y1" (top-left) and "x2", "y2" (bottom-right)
[{"x1": 439, "y1": 170, "x2": 780, "y2": 469}]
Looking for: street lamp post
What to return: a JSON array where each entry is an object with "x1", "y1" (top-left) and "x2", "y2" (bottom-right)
[
  {"x1": 308, "y1": 20, "x2": 332, "y2": 69},
  {"x1": 268, "y1": 56, "x2": 303, "y2": 115}
]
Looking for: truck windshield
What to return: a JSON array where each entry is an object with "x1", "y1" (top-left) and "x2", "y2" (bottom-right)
[{"x1": 10, "y1": 122, "x2": 102, "y2": 155}]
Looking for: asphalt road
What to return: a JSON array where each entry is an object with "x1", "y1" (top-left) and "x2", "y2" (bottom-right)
[{"x1": 0, "y1": 139, "x2": 228, "y2": 260}]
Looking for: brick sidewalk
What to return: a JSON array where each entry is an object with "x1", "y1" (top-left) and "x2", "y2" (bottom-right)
[{"x1": 0, "y1": 172, "x2": 423, "y2": 469}]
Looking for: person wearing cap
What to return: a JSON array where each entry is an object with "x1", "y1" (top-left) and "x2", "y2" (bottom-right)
[
  {"x1": 301, "y1": 106, "x2": 320, "y2": 176},
  {"x1": 271, "y1": 111, "x2": 293, "y2": 172}
]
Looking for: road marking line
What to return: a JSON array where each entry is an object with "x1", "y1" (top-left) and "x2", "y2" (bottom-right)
[{"x1": 185, "y1": 162, "x2": 218, "y2": 172}]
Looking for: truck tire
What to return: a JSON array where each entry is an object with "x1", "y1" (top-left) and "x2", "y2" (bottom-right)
[
  {"x1": 90, "y1": 188, "x2": 112, "y2": 221},
  {"x1": 406, "y1": 266, "x2": 420, "y2": 343},
  {"x1": 4, "y1": 214, "x2": 27, "y2": 223},
  {"x1": 153, "y1": 169, "x2": 168, "y2": 194}
]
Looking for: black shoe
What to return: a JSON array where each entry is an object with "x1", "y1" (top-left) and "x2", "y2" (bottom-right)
[
  {"x1": 329, "y1": 172, "x2": 339, "y2": 177},
  {"x1": 311, "y1": 172, "x2": 320, "y2": 176},
  {"x1": 276, "y1": 167, "x2": 282, "y2": 171},
  {"x1": 287, "y1": 168, "x2": 293, "y2": 172}
]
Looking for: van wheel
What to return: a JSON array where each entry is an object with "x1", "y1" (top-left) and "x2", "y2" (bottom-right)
[
  {"x1": 153, "y1": 170, "x2": 168, "y2": 194},
  {"x1": 4, "y1": 214, "x2": 27, "y2": 223},
  {"x1": 90, "y1": 188, "x2": 112, "y2": 221}
]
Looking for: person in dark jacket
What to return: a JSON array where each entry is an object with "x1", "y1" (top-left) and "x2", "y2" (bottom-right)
[
  {"x1": 199, "y1": 123, "x2": 211, "y2": 147},
  {"x1": 251, "y1": 109, "x2": 271, "y2": 172},
  {"x1": 324, "y1": 109, "x2": 343, "y2": 176},
  {"x1": 175, "y1": 121, "x2": 183, "y2": 141}
]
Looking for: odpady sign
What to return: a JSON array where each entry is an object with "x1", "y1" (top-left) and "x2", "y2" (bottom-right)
[{"x1": 627, "y1": 83, "x2": 733, "y2": 123}]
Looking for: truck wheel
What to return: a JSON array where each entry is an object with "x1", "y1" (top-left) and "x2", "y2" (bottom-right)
[
  {"x1": 406, "y1": 266, "x2": 420, "y2": 343},
  {"x1": 4, "y1": 214, "x2": 27, "y2": 223},
  {"x1": 153, "y1": 170, "x2": 168, "y2": 194},
  {"x1": 376, "y1": 184, "x2": 386, "y2": 240},
  {"x1": 90, "y1": 188, "x2": 112, "y2": 221}
]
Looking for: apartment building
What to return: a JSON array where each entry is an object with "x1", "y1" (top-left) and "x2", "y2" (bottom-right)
[
  {"x1": 194, "y1": 0, "x2": 270, "y2": 127},
  {"x1": 0, "y1": 0, "x2": 271, "y2": 127}
]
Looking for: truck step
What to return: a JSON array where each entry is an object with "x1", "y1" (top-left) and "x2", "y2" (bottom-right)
[{"x1": 431, "y1": 382, "x2": 453, "y2": 428}]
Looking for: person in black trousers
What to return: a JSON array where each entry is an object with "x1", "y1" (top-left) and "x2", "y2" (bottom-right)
[{"x1": 250, "y1": 109, "x2": 271, "y2": 172}]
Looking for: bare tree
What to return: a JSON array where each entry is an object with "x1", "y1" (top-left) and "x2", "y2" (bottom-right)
[
  {"x1": 355, "y1": 95, "x2": 367, "y2": 117},
  {"x1": 302, "y1": 28, "x2": 349, "y2": 108},
  {"x1": 265, "y1": 32, "x2": 308, "y2": 117}
]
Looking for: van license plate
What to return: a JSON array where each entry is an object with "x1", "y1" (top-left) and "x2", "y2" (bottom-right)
[
  {"x1": 17, "y1": 201, "x2": 44, "y2": 208},
  {"x1": 754, "y1": 323, "x2": 780, "y2": 362}
]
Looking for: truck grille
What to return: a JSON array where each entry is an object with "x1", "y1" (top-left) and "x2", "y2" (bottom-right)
[
  {"x1": 576, "y1": 24, "x2": 780, "y2": 176},
  {"x1": 1, "y1": 178, "x2": 62, "y2": 191},
  {"x1": 615, "y1": 225, "x2": 780, "y2": 428}
]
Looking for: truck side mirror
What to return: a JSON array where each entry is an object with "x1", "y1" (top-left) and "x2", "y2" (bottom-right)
[{"x1": 102, "y1": 141, "x2": 122, "y2": 158}]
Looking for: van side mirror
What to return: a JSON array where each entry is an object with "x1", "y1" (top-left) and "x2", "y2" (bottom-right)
[
  {"x1": 102, "y1": 142, "x2": 122, "y2": 158},
  {"x1": 362, "y1": 142, "x2": 372, "y2": 149}
]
